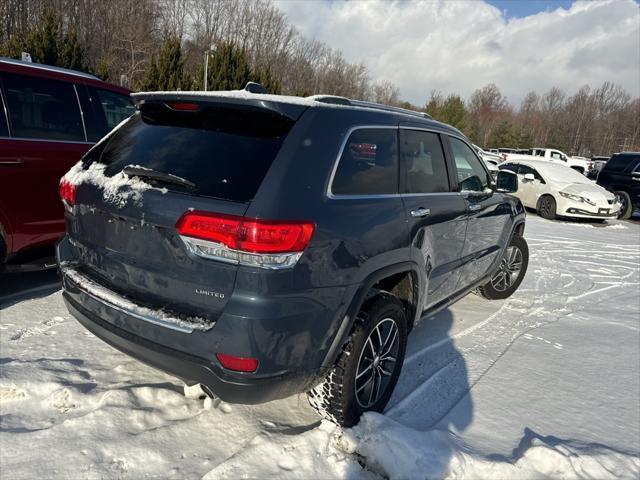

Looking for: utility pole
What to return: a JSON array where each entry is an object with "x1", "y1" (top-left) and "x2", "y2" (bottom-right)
[{"x1": 203, "y1": 47, "x2": 215, "y2": 91}]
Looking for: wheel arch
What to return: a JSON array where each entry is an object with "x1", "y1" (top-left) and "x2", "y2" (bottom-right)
[{"x1": 321, "y1": 262, "x2": 424, "y2": 369}]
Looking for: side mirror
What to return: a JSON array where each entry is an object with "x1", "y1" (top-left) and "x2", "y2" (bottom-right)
[
  {"x1": 496, "y1": 170, "x2": 518, "y2": 193},
  {"x1": 523, "y1": 173, "x2": 535, "y2": 182}
]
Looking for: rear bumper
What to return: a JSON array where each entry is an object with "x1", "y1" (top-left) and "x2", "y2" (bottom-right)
[{"x1": 64, "y1": 293, "x2": 320, "y2": 404}]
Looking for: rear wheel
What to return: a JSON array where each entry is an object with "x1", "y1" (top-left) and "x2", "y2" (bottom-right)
[
  {"x1": 307, "y1": 293, "x2": 407, "y2": 427},
  {"x1": 616, "y1": 191, "x2": 633, "y2": 220},
  {"x1": 477, "y1": 235, "x2": 529, "y2": 300},
  {"x1": 537, "y1": 195, "x2": 557, "y2": 220}
]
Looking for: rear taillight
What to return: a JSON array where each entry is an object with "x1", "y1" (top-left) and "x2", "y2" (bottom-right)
[
  {"x1": 176, "y1": 212, "x2": 314, "y2": 269},
  {"x1": 216, "y1": 353, "x2": 259, "y2": 373},
  {"x1": 59, "y1": 179, "x2": 76, "y2": 206}
]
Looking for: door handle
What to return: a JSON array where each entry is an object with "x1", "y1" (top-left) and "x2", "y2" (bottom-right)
[
  {"x1": 468, "y1": 203, "x2": 482, "y2": 212},
  {"x1": 410, "y1": 208, "x2": 431, "y2": 217}
]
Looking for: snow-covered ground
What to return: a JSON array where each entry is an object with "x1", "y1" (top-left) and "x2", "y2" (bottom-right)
[{"x1": 1, "y1": 216, "x2": 639, "y2": 479}]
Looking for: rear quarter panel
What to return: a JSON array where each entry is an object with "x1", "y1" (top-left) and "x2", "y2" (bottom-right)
[{"x1": 0, "y1": 138, "x2": 91, "y2": 255}]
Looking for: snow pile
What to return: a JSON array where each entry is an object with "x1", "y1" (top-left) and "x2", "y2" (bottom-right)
[
  {"x1": 347, "y1": 413, "x2": 640, "y2": 479},
  {"x1": 62, "y1": 162, "x2": 166, "y2": 208},
  {"x1": 62, "y1": 266, "x2": 213, "y2": 331},
  {"x1": 202, "y1": 421, "x2": 370, "y2": 479}
]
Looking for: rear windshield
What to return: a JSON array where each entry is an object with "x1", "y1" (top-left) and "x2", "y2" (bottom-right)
[{"x1": 96, "y1": 104, "x2": 294, "y2": 202}]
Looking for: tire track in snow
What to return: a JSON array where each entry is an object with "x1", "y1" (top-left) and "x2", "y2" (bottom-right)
[{"x1": 388, "y1": 220, "x2": 640, "y2": 429}]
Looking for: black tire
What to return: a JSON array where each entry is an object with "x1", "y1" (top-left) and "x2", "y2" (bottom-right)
[
  {"x1": 616, "y1": 191, "x2": 633, "y2": 220},
  {"x1": 477, "y1": 235, "x2": 529, "y2": 300},
  {"x1": 307, "y1": 293, "x2": 408, "y2": 427},
  {"x1": 537, "y1": 195, "x2": 557, "y2": 220}
]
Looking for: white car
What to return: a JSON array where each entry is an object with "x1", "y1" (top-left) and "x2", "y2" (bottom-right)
[{"x1": 498, "y1": 159, "x2": 620, "y2": 220}]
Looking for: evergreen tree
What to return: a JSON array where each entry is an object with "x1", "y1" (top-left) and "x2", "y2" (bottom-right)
[
  {"x1": 424, "y1": 93, "x2": 468, "y2": 134},
  {"x1": 440, "y1": 95, "x2": 467, "y2": 131},
  {"x1": 94, "y1": 58, "x2": 111, "y2": 81},
  {"x1": 206, "y1": 42, "x2": 253, "y2": 91},
  {"x1": 191, "y1": 42, "x2": 281, "y2": 93},
  {"x1": 489, "y1": 120, "x2": 517, "y2": 147},
  {"x1": 1, "y1": 10, "x2": 88, "y2": 71},
  {"x1": 253, "y1": 65, "x2": 281, "y2": 95},
  {"x1": 138, "y1": 37, "x2": 190, "y2": 91},
  {"x1": 58, "y1": 31, "x2": 85, "y2": 71}
]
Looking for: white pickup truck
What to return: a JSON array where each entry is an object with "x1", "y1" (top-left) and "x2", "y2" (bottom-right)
[{"x1": 503, "y1": 148, "x2": 593, "y2": 175}]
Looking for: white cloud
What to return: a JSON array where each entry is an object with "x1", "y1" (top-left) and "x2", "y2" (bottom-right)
[{"x1": 275, "y1": 0, "x2": 640, "y2": 105}]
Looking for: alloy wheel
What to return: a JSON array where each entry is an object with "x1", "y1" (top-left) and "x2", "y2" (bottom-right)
[
  {"x1": 354, "y1": 318, "x2": 400, "y2": 408},
  {"x1": 491, "y1": 245, "x2": 523, "y2": 292},
  {"x1": 618, "y1": 194, "x2": 628, "y2": 218}
]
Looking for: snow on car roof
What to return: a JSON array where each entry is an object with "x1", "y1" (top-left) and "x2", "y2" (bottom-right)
[
  {"x1": 503, "y1": 159, "x2": 591, "y2": 183},
  {"x1": 132, "y1": 89, "x2": 320, "y2": 107}
]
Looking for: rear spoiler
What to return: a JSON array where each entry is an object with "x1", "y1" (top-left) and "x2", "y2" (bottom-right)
[{"x1": 131, "y1": 91, "x2": 310, "y2": 121}]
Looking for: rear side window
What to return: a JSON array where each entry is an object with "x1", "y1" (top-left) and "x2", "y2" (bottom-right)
[
  {"x1": 97, "y1": 104, "x2": 294, "y2": 203},
  {"x1": 95, "y1": 89, "x2": 134, "y2": 131},
  {"x1": 604, "y1": 154, "x2": 639, "y2": 173},
  {"x1": 331, "y1": 128, "x2": 398, "y2": 196},
  {"x1": 449, "y1": 137, "x2": 491, "y2": 192},
  {"x1": 0, "y1": 89, "x2": 8, "y2": 136},
  {"x1": 499, "y1": 163, "x2": 518, "y2": 173},
  {"x1": 400, "y1": 129, "x2": 449, "y2": 193},
  {"x1": 518, "y1": 165, "x2": 545, "y2": 183},
  {"x1": 2, "y1": 72, "x2": 85, "y2": 141}
]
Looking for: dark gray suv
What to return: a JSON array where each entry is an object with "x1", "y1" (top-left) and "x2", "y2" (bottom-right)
[{"x1": 57, "y1": 88, "x2": 528, "y2": 427}]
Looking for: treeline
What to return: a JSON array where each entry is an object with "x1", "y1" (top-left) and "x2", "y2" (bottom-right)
[
  {"x1": 423, "y1": 83, "x2": 639, "y2": 156},
  {"x1": 0, "y1": 0, "x2": 386, "y2": 99},
  {"x1": 1, "y1": 0, "x2": 638, "y2": 156}
]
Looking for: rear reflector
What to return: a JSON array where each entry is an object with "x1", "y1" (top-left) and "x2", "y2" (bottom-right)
[
  {"x1": 216, "y1": 353, "x2": 259, "y2": 373},
  {"x1": 59, "y1": 179, "x2": 76, "y2": 205}
]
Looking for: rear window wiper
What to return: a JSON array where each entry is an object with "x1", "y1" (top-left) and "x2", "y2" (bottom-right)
[{"x1": 122, "y1": 166, "x2": 196, "y2": 191}]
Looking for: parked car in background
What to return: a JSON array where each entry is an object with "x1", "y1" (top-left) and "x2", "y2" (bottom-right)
[
  {"x1": 473, "y1": 144, "x2": 502, "y2": 165},
  {"x1": 57, "y1": 87, "x2": 527, "y2": 427},
  {"x1": 499, "y1": 159, "x2": 619, "y2": 221},
  {"x1": 587, "y1": 155, "x2": 610, "y2": 179},
  {"x1": 596, "y1": 152, "x2": 640, "y2": 220},
  {"x1": 0, "y1": 58, "x2": 133, "y2": 271},
  {"x1": 483, "y1": 160, "x2": 499, "y2": 179},
  {"x1": 504, "y1": 148, "x2": 593, "y2": 175}
]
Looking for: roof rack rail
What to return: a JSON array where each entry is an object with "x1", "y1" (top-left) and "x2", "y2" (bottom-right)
[
  {"x1": 0, "y1": 57, "x2": 100, "y2": 80},
  {"x1": 307, "y1": 95, "x2": 352, "y2": 106},
  {"x1": 349, "y1": 99, "x2": 432, "y2": 119}
]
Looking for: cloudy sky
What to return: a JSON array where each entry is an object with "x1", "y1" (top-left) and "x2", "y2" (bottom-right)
[{"x1": 275, "y1": 0, "x2": 640, "y2": 105}]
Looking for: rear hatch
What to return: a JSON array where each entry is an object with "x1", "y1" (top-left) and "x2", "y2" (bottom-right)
[{"x1": 64, "y1": 96, "x2": 305, "y2": 326}]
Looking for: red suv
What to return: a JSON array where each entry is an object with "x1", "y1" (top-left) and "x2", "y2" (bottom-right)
[{"x1": 0, "y1": 58, "x2": 132, "y2": 271}]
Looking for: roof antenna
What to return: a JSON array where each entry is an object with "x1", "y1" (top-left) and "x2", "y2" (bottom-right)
[{"x1": 244, "y1": 82, "x2": 268, "y2": 94}]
